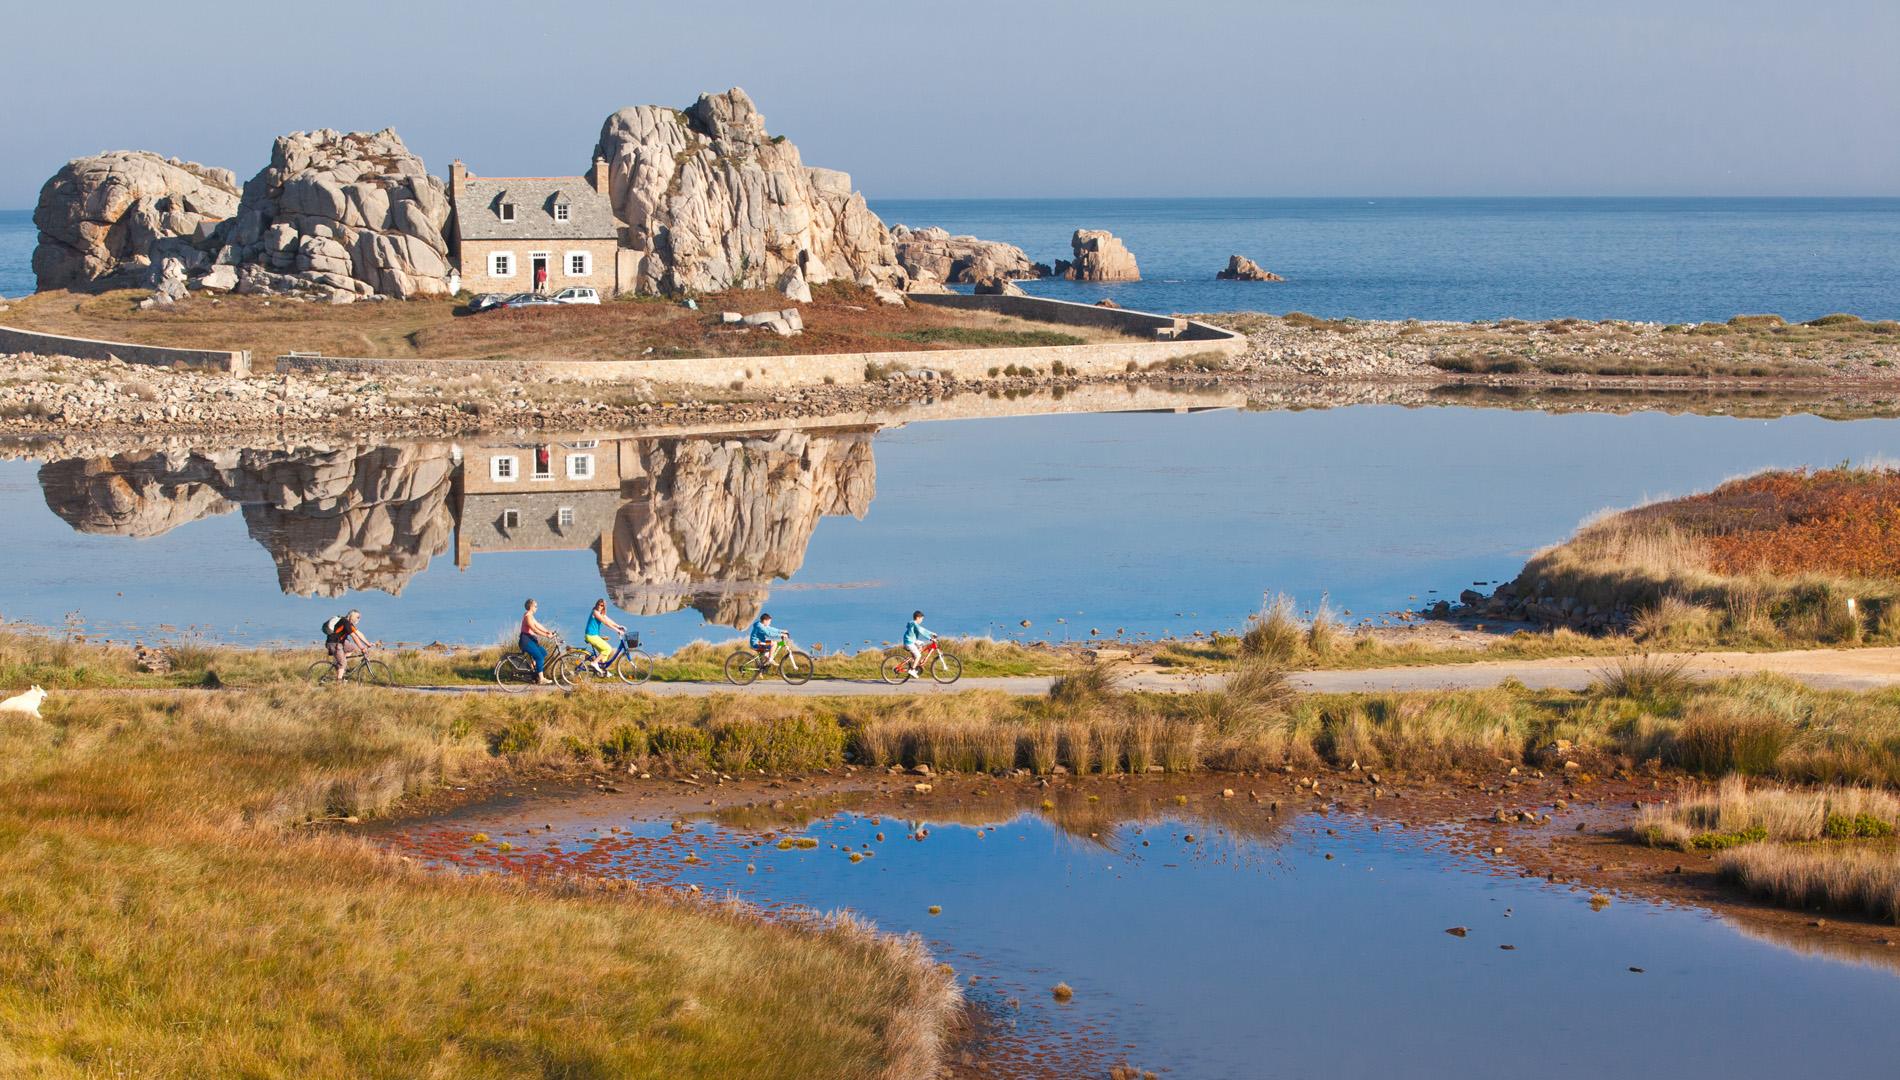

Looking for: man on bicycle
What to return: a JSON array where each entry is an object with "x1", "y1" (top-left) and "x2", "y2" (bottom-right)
[
  {"x1": 749, "y1": 612, "x2": 786, "y2": 666},
  {"x1": 324, "y1": 609, "x2": 370, "y2": 681},
  {"x1": 583, "y1": 599, "x2": 626, "y2": 674},
  {"x1": 903, "y1": 610, "x2": 938, "y2": 678}
]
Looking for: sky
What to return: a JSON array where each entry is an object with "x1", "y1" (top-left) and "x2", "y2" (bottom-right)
[{"x1": 4, "y1": 0, "x2": 1899, "y2": 207}]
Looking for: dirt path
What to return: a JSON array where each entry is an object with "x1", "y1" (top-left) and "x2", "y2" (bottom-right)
[{"x1": 391, "y1": 645, "x2": 1900, "y2": 696}]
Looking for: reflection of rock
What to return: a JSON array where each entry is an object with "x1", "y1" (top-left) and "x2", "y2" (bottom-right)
[
  {"x1": 604, "y1": 430, "x2": 875, "y2": 626},
  {"x1": 32, "y1": 151, "x2": 241, "y2": 291},
  {"x1": 890, "y1": 225, "x2": 1048, "y2": 283},
  {"x1": 38, "y1": 442, "x2": 457, "y2": 597}
]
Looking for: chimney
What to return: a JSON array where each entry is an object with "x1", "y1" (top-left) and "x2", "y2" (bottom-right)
[
  {"x1": 591, "y1": 156, "x2": 609, "y2": 195},
  {"x1": 449, "y1": 159, "x2": 467, "y2": 200}
]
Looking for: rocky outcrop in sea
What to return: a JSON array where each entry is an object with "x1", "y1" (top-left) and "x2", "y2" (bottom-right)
[
  {"x1": 1056, "y1": 229, "x2": 1139, "y2": 282},
  {"x1": 890, "y1": 225, "x2": 1048, "y2": 285},
  {"x1": 1216, "y1": 254, "x2": 1283, "y2": 282}
]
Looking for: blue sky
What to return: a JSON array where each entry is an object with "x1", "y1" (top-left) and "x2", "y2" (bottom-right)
[{"x1": 4, "y1": 0, "x2": 1898, "y2": 206}]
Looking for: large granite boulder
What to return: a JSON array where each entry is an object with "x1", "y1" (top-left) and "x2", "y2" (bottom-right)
[
  {"x1": 222, "y1": 129, "x2": 453, "y2": 301},
  {"x1": 32, "y1": 151, "x2": 240, "y2": 291},
  {"x1": 1056, "y1": 229, "x2": 1140, "y2": 282},
  {"x1": 890, "y1": 225, "x2": 1048, "y2": 283},
  {"x1": 1216, "y1": 254, "x2": 1283, "y2": 282},
  {"x1": 595, "y1": 88, "x2": 903, "y2": 296}
]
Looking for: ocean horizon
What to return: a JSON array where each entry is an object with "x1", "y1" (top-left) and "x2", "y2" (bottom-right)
[{"x1": 8, "y1": 196, "x2": 1900, "y2": 323}]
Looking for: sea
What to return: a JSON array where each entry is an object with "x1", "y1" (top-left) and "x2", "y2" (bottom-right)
[{"x1": 8, "y1": 198, "x2": 1900, "y2": 322}]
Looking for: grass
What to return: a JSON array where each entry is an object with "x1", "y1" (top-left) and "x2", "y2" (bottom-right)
[
  {"x1": 2, "y1": 284, "x2": 1131, "y2": 363},
  {"x1": 0, "y1": 687, "x2": 960, "y2": 1077},
  {"x1": 1720, "y1": 844, "x2": 1900, "y2": 923},
  {"x1": 1635, "y1": 775, "x2": 1900, "y2": 849},
  {"x1": 1505, "y1": 465, "x2": 1900, "y2": 647}
]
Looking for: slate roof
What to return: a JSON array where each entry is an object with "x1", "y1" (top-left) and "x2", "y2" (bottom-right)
[{"x1": 454, "y1": 175, "x2": 619, "y2": 241}]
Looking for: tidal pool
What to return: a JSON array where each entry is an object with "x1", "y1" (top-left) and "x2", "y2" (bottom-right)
[
  {"x1": 389, "y1": 787, "x2": 1900, "y2": 1078},
  {"x1": 3, "y1": 399, "x2": 1898, "y2": 650}
]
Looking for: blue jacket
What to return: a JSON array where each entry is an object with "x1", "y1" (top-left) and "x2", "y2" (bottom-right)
[
  {"x1": 749, "y1": 619, "x2": 785, "y2": 647},
  {"x1": 903, "y1": 620, "x2": 937, "y2": 646}
]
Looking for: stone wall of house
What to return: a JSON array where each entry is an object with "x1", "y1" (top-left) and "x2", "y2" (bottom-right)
[{"x1": 457, "y1": 237, "x2": 622, "y2": 296}]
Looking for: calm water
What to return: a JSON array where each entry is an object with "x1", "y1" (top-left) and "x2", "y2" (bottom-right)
[
  {"x1": 870, "y1": 197, "x2": 1900, "y2": 322},
  {"x1": 2, "y1": 402, "x2": 1897, "y2": 649},
  {"x1": 392, "y1": 791, "x2": 1900, "y2": 1078},
  {"x1": 8, "y1": 198, "x2": 1900, "y2": 321}
]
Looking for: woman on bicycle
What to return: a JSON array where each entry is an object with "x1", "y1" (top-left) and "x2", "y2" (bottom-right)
[
  {"x1": 583, "y1": 599, "x2": 626, "y2": 673},
  {"x1": 519, "y1": 598, "x2": 556, "y2": 685}
]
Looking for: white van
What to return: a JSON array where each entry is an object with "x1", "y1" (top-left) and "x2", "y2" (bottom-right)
[{"x1": 549, "y1": 287, "x2": 601, "y2": 305}]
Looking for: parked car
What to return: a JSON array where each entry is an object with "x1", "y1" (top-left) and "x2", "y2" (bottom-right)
[
  {"x1": 502, "y1": 294, "x2": 561, "y2": 309},
  {"x1": 549, "y1": 287, "x2": 601, "y2": 305},
  {"x1": 468, "y1": 292, "x2": 519, "y2": 313}
]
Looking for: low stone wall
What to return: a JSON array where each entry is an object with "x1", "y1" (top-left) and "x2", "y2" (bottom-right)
[
  {"x1": 274, "y1": 294, "x2": 1245, "y2": 390},
  {"x1": 0, "y1": 325, "x2": 251, "y2": 376}
]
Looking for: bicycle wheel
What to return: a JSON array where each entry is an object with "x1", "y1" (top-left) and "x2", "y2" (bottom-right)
[
  {"x1": 307, "y1": 660, "x2": 341, "y2": 686},
  {"x1": 780, "y1": 649, "x2": 814, "y2": 686},
  {"x1": 724, "y1": 651, "x2": 761, "y2": 686},
  {"x1": 494, "y1": 652, "x2": 534, "y2": 694},
  {"x1": 354, "y1": 659, "x2": 395, "y2": 687},
  {"x1": 616, "y1": 650, "x2": 654, "y2": 685},
  {"x1": 930, "y1": 652, "x2": 963, "y2": 685},
  {"x1": 879, "y1": 653, "x2": 909, "y2": 685},
  {"x1": 550, "y1": 649, "x2": 590, "y2": 690}
]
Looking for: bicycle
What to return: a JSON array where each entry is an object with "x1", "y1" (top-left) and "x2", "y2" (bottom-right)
[
  {"x1": 552, "y1": 631, "x2": 655, "y2": 689},
  {"x1": 308, "y1": 649, "x2": 395, "y2": 687},
  {"x1": 880, "y1": 639, "x2": 962, "y2": 685},
  {"x1": 724, "y1": 637, "x2": 814, "y2": 686},
  {"x1": 494, "y1": 633, "x2": 563, "y2": 694}
]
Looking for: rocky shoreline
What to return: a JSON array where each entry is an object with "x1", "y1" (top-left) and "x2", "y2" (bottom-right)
[{"x1": 3, "y1": 309, "x2": 1899, "y2": 441}]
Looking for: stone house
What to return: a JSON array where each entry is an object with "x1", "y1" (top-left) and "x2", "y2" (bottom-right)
[{"x1": 448, "y1": 159, "x2": 624, "y2": 296}]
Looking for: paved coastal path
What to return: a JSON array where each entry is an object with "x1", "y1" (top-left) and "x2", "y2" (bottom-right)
[{"x1": 412, "y1": 645, "x2": 1900, "y2": 696}]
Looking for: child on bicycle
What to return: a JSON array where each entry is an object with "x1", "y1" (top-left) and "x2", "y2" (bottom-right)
[
  {"x1": 903, "y1": 610, "x2": 938, "y2": 678},
  {"x1": 749, "y1": 612, "x2": 786, "y2": 665},
  {"x1": 583, "y1": 599, "x2": 625, "y2": 673}
]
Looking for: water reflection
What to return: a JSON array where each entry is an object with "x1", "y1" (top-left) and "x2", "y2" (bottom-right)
[{"x1": 39, "y1": 429, "x2": 875, "y2": 626}]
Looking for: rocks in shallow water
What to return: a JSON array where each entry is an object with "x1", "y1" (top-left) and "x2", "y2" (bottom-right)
[
  {"x1": 1055, "y1": 229, "x2": 1139, "y2": 282},
  {"x1": 1216, "y1": 254, "x2": 1284, "y2": 281},
  {"x1": 890, "y1": 224, "x2": 1048, "y2": 282}
]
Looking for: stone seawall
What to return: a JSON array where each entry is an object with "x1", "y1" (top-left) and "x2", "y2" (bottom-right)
[
  {"x1": 275, "y1": 294, "x2": 1245, "y2": 389},
  {"x1": 0, "y1": 325, "x2": 251, "y2": 376}
]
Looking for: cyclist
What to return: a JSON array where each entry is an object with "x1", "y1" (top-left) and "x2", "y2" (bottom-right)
[
  {"x1": 902, "y1": 610, "x2": 938, "y2": 678},
  {"x1": 324, "y1": 608, "x2": 369, "y2": 681},
  {"x1": 519, "y1": 598, "x2": 557, "y2": 685},
  {"x1": 583, "y1": 599, "x2": 626, "y2": 674},
  {"x1": 748, "y1": 611, "x2": 787, "y2": 667}
]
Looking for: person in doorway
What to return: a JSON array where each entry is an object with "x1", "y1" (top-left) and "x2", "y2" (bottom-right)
[
  {"x1": 519, "y1": 598, "x2": 557, "y2": 684},
  {"x1": 325, "y1": 608, "x2": 370, "y2": 680},
  {"x1": 533, "y1": 260, "x2": 548, "y2": 295},
  {"x1": 583, "y1": 599, "x2": 625, "y2": 673},
  {"x1": 903, "y1": 610, "x2": 938, "y2": 678}
]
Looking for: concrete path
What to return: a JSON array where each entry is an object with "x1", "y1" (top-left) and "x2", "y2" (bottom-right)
[{"x1": 414, "y1": 646, "x2": 1900, "y2": 697}]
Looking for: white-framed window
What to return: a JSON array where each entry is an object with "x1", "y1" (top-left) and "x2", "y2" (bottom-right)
[
  {"x1": 490, "y1": 455, "x2": 518, "y2": 482},
  {"x1": 566, "y1": 251, "x2": 592, "y2": 277},
  {"x1": 498, "y1": 202, "x2": 515, "y2": 222},
  {"x1": 567, "y1": 453, "x2": 595, "y2": 480},
  {"x1": 489, "y1": 251, "x2": 515, "y2": 278},
  {"x1": 501, "y1": 508, "x2": 520, "y2": 530},
  {"x1": 557, "y1": 507, "x2": 575, "y2": 527},
  {"x1": 532, "y1": 445, "x2": 553, "y2": 480},
  {"x1": 553, "y1": 203, "x2": 570, "y2": 222}
]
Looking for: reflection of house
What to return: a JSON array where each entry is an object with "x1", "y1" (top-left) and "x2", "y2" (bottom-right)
[
  {"x1": 455, "y1": 439, "x2": 626, "y2": 569},
  {"x1": 448, "y1": 159, "x2": 624, "y2": 296}
]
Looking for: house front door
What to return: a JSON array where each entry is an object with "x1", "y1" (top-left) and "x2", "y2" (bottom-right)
[{"x1": 531, "y1": 254, "x2": 549, "y2": 294}]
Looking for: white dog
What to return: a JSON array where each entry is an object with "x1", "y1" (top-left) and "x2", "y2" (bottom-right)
[{"x1": 0, "y1": 686, "x2": 47, "y2": 719}]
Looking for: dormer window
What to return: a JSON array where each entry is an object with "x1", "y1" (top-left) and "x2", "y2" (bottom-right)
[
  {"x1": 553, "y1": 202, "x2": 570, "y2": 222},
  {"x1": 498, "y1": 202, "x2": 515, "y2": 222}
]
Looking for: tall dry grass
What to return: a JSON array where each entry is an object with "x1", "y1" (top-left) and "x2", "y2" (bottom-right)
[
  {"x1": 1636, "y1": 776, "x2": 1900, "y2": 849},
  {"x1": 1720, "y1": 844, "x2": 1900, "y2": 924}
]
